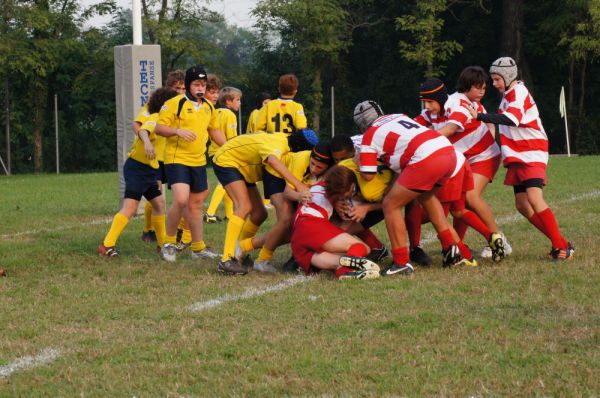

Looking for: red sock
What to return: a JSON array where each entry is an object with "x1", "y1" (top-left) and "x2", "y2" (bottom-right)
[
  {"x1": 346, "y1": 243, "x2": 368, "y2": 257},
  {"x1": 457, "y1": 240, "x2": 472, "y2": 259},
  {"x1": 453, "y1": 218, "x2": 469, "y2": 241},
  {"x1": 537, "y1": 208, "x2": 567, "y2": 248},
  {"x1": 391, "y1": 247, "x2": 409, "y2": 265},
  {"x1": 437, "y1": 229, "x2": 454, "y2": 251},
  {"x1": 356, "y1": 229, "x2": 383, "y2": 249},
  {"x1": 335, "y1": 266, "x2": 354, "y2": 278},
  {"x1": 528, "y1": 213, "x2": 548, "y2": 235},
  {"x1": 460, "y1": 210, "x2": 492, "y2": 240},
  {"x1": 405, "y1": 205, "x2": 423, "y2": 249}
]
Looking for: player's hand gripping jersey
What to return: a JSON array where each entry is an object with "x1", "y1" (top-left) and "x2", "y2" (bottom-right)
[
  {"x1": 443, "y1": 92, "x2": 500, "y2": 165},
  {"x1": 359, "y1": 114, "x2": 454, "y2": 174},
  {"x1": 255, "y1": 98, "x2": 307, "y2": 134},
  {"x1": 296, "y1": 182, "x2": 334, "y2": 220},
  {"x1": 212, "y1": 132, "x2": 291, "y2": 183},
  {"x1": 497, "y1": 82, "x2": 548, "y2": 167},
  {"x1": 158, "y1": 94, "x2": 219, "y2": 167}
]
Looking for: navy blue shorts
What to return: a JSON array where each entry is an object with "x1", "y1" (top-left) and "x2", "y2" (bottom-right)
[
  {"x1": 361, "y1": 209, "x2": 385, "y2": 229},
  {"x1": 123, "y1": 158, "x2": 162, "y2": 201},
  {"x1": 157, "y1": 161, "x2": 167, "y2": 184},
  {"x1": 213, "y1": 163, "x2": 256, "y2": 187},
  {"x1": 263, "y1": 170, "x2": 286, "y2": 199},
  {"x1": 164, "y1": 163, "x2": 208, "y2": 193}
]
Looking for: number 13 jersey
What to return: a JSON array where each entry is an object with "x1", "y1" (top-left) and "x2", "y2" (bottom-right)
[{"x1": 255, "y1": 98, "x2": 308, "y2": 134}]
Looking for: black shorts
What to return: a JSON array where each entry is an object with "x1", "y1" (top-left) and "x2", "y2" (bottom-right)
[
  {"x1": 212, "y1": 163, "x2": 255, "y2": 187},
  {"x1": 513, "y1": 178, "x2": 545, "y2": 194},
  {"x1": 263, "y1": 170, "x2": 286, "y2": 199},
  {"x1": 157, "y1": 161, "x2": 167, "y2": 184},
  {"x1": 123, "y1": 158, "x2": 161, "y2": 201},
  {"x1": 164, "y1": 163, "x2": 208, "y2": 193},
  {"x1": 360, "y1": 209, "x2": 385, "y2": 229}
]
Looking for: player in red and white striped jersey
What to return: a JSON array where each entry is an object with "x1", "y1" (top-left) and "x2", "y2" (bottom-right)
[
  {"x1": 354, "y1": 101, "x2": 464, "y2": 275},
  {"x1": 470, "y1": 57, "x2": 573, "y2": 261},
  {"x1": 416, "y1": 74, "x2": 508, "y2": 260},
  {"x1": 291, "y1": 166, "x2": 380, "y2": 279}
]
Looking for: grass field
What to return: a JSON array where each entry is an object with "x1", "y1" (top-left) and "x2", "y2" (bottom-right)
[{"x1": 1, "y1": 156, "x2": 600, "y2": 397}]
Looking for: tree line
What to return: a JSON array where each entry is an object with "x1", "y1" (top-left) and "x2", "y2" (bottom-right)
[{"x1": 1, "y1": 0, "x2": 599, "y2": 174}]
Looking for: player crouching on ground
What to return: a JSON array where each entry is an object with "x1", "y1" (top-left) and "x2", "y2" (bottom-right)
[
  {"x1": 291, "y1": 165, "x2": 380, "y2": 280},
  {"x1": 355, "y1": 101, "x2": 466, "y2": 275},
  {"x1": 99, "y1": 87, "x2": 178, "y2": 257}
]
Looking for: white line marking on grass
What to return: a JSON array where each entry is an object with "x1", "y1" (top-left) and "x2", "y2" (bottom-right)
[
  {"x1": 0, "y1": 218, "x2": 113, "y2": 240},
  {"x1": 0, "y1": 348, "x2": 61, "y2": 378},
  {"x1": 188, "y1": 275, "x2": 311, "y2": 312}
]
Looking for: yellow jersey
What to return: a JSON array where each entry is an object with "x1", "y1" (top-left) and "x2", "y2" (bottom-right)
[
  {"x1": 213, "y1": 133, "x2": 290, "y2": 183},
  {"x1": 246, "y1": 109, "x2": 261, "y2": 133},
  {"x1": 158, "y1": 95, "x2": 218, "y2": 167},
  {"x1": 134, "y1": 105, "x2": 151, "y2": 125},
  {"x1": 281, "y1": 151, "x2": 321, "y2": 190},
  {"x1": 338, "y1": 158, "x2": 392, "y2": 203},
  {"x1": 128, "y1": 113, "x2": 161, "y2": 169},
  {"x1": 208, "y1": 107, "x2": 238, "y2": 158},
  {"x1": 255, "y1": 98, "x2": 307, "y2": 134}
]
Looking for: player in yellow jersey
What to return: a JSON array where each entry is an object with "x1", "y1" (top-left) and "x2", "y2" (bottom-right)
[
  {"x1": 99, "y1": 87, "x2": 178, "y2": 257},
  {"x1": 239, "y1": 141, "x2": 334, "y2": 272},
  {"x1": 246, "y1": 92, "x2": 271, "y2": 133},
  {"x1": 212, "y1": 130, "x2": 318, "y2": 274},
  {"x1": 155, "y1": 65, "x2": 226, "y2": 262},
  {"x1": 137, "y1": 70, "x2": 185, "y2": 243},
  {"x1": 255, "y1": 74, "x2": 307, "y2": 134},
  {"x1": 205, "y1": 87, "x2": 242, "y2": 223}
]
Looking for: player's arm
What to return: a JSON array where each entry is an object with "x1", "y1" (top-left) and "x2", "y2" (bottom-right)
[
  {"x1": 283, "y1": 185, "x2": 312, "y2": 203},
  {"x1": 208, "y1": 128, "x2": 226, "y2": 146},
  {"x1": 155, "y1": 124, "x2": 196, "y2": 141},
  {"x1": 266, "y1": 155, "x2": 309, "y2": 192},
  {"x1": 132, "y1": 121, "x2": 142, "y2": 135},
  {"x1": 346, "y1": 200, "x2": 381, "y2": 222},
  {"x1": 138, "y1": 129, "x2": 156, "y2": 160},
  {"x1": 437, "y1": 123, "x2": 460, "y2": 137}
]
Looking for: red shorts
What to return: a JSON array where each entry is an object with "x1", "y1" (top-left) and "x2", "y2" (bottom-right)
[
  {"x1": 504, "y1": 163, "x2": 547, "y2": 186},
  {"x1": 435, "y1": 162, "x2": 473, "y2": 203},
  {"x1": 291, "y1": 216, "x2": 345, "y2": 274},
  {"x1": 397, "y1": 148, "x2": 456, "y2": 192},
  {"x1": 469, "y1": 155, "x2": 500, "y2": 182}
]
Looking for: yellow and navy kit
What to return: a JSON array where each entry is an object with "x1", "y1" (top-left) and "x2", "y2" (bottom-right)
[
  {"x1": 158, "y1": 94, "x2": 218, "y2": 167},
  {"x1": 134, "y1": 105, "x2": 151, "y2": 125},
  {"x1": 255, "y1": 98, "x2": 307, "y2": 134},
  {"x1": 213, "y1": 133, "x2": 290, "y2": 183},
  {"x1": 208, "y1": 107, "x2": 238, "y2": 157},
  {"x1": 128, "y1": 113, "x2": 162, "y2": 169},
  {"x1": 338, "y1": 158, "x2": 392, "y2": 203},
  {"x1": 281, "y1": 151, "x2": 319, "y2": 190},
  {"x1": 246, "y1": 109, "x2": 260, "y2": 133}
]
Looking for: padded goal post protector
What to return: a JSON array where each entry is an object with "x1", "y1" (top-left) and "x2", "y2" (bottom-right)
[{"x1": 114, "y1": 44, "x2": 162, "y2": 202}]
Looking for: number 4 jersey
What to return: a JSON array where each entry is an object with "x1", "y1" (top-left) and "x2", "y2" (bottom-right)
[{"x1": 359, "y1": 114, "x2": 454, "y2": 174}]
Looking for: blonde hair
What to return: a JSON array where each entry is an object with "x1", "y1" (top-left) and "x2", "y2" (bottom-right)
[{"x1": 218, "y1": 87, "x2": 242, "y2": 104}]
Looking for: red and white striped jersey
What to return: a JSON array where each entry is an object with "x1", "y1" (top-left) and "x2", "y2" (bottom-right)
[
  {"x1": 414, "y1": 109, "x2": 448, "y2": 131},
  {"x1": 498, "y1": 82, "x2": 548, "y2": 167},
  {"x1": 296, "y1": 183, "x2": 333, "y2": 220},
  {"x1": 444, "y1": 92, "x2": 500, "y2": 164},
  {"x1": 359, "y1": 114, "x2": 453, "y2": 174}
]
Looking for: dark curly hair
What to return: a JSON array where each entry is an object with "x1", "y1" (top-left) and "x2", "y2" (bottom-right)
[{"x1": 147, "y1": 87, "x2": 178, "y2": 114}]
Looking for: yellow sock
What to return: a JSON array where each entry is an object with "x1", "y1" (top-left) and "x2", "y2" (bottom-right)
[
  {"x1": 164, "y1": 235, "x2": 177, "y2": 245},
  {"x1": 191, "y1": 240, "x2": 207, "y2": 252},
  {"x1": 222, "y1": 214, "x2": 245, "y2": 261},
  {"x1": 257, "y1": 247, "x2": 274, "y2": 262},
  {"x1": 103, "y1": 213, "x2": 129, "y2": 247},
  {"x1": 224, "y1": 193, "x2": 234, "y2": 219},
  {"x1": 143, "y1": 201, "x2": 153, "y2": 232},
  {"x1": 178, "y1": 217, "x2": 186, "y2": 230},
  {"x1": 181, "y1": 229, "x2": 192, "y2": 244},
  {"x1": 207, "y1": 184, "x2": 226, "y2": 216},
  {"x1": 151, "y1": 214, "x2": 166, "y2": 246},
  {"x1": 239, "y1": 219, "x2": 259, "y2": 241},
  {"x1": 239, "y1": 238, "x2": 255, "y2": 253}
]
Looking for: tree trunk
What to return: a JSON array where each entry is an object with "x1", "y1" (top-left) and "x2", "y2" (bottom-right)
[
  {"x1": 32, "y1": 82, "x2": 47, "y2": 173},
  {"x1": 578, "y1": 58, "x2": 586, "y2": 119},
  {"x1": 311, "y1": 67, "x2": 322, "y2": 133},
  {"x1": 501, "y1": 0, "x2": 533, "y2": 89}
]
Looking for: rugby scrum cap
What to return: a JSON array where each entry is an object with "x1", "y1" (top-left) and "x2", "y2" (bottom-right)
[
  {"x1": 353, "y1": 100, "x2": 384, "y2": 133},
  {"x1": 419, "y1": 77, "x2": 448, "y2": 108},
  {"x1": 185, "y1": 65, "x2": 207, "y2": 91},
  {"x1": 311, "y1": 140, "x2": 334, "y2": 166},
  {"x1": 489, "y1": 57, "x2": 518, "y2": 88}
]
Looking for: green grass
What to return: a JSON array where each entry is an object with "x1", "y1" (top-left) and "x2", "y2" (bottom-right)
[{"x1": 1, "y1": 156, "x2": 600, "y2": 396}]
